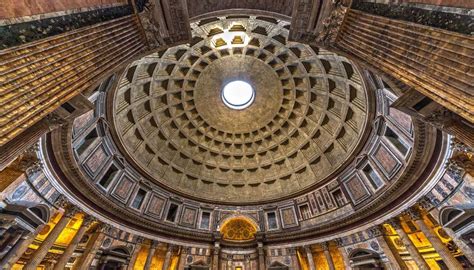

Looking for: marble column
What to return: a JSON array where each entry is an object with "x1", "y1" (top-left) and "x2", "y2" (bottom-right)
[
  {"x1": 24, "y1": 206, "x2": 79, "y2": 270},
  {"x1": 144, "y1": 240, "x2": 158, "y2": 270},
  {"x1": 177, "y1": 246, "x2": 188, "y2": 269},
  {"x1": 0, "y1": 228, "x2": 39, "y2": 269},
  {"x1": 54, "y1": 215, "x2": 94, "y2": 270},
  {"x1": 408, "y1": 208, "x2": 463, "y2": 270},
  {"x1": 388, "y1": 218, "x2": 429, "y2": 270},
  {"x1": 257, "y1": 242, "x2": 265, "y2": 270},
  {"x1": 74, "y1": 223, "x2": 109, "y2": 270},
  {"x1": 442, "y1": 227, "x2": 474, "y2": 265},
  {"x1": 368, "y1": 225, "x2": 407, "y2": 270},
  {"x1": 304, "y1": 246, "x2": 316, "y2": 270},
  {"x1": 321, "y1": 242, "x2": 335, "y2": 270},
  {"x1": 0, "y1": 230, "x2": 23, "y2": 258},
  {"x1": 128, "y1": 237, "x2": 145, "y2": 270},
  {"x1": 162, "y1": 244, "x2": 173, "y2": 270},
  {"x1": 335, "y1": 239, "x2": 351, "y2": 270},
  {"x1": 289, "y1": 248, "x2": 301, "y2": 270},
  {"x1": 212, "y1": 242, "x2": 220, "y2": 270}
]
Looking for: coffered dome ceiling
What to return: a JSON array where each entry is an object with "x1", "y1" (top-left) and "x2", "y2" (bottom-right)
[{"x1": 112, "y1": 16, "x2": 369, "y2": 203}]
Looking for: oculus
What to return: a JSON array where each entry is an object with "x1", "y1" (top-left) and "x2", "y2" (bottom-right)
[{"x1": 221, "y1": 80, "x2": 255, "y2": 110}]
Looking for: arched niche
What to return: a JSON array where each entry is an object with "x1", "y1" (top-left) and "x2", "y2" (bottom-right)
[{"x1": 217, "y1": 215, "x2": 259, "y2": 242}]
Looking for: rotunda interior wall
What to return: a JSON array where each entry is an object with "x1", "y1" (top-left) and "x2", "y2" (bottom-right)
[{"x1": 42, "y1": 42, "x2": 446, "y2": 244}]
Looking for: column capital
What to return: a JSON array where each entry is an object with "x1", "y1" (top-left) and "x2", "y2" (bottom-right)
[
  {"x1": 335, "y1": 238, "x2": 345, "y2": 248},
  {"x1": 63, "y1": 205, "x2": 81, "y2": 218},
  {"x1": 150, "y1": 240, "x2": 159, "y2": 249},
  {"x1": 288, "y1": 247, "x2": 298, "y2": 255},
  {"x1": 82, "y1": 215, "x2": 96, "y2": 226},
  {"x1": 418, "y1": 196, "x2": 435, "y2": 211},
  {"x1": 321, "y1": 242, "x2": 329, "y2": 251},
  {"x1": 405, "y1": 207, "x2": 422, "y2": 221},
  {"x1": 304, "y1": 245, "x2": 313, "y2": 253},
  {"x1": 367, "y1": 225, "x2": 384, "y2": 238},
  {"x1": 386, "y1": 217, "x2": 402, "y2": 229},
  {"x1": 135, "y1": 236, "x2": 145, "y2": 245}
]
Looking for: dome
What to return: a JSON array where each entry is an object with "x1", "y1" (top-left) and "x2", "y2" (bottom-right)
[{"x1": 111, "y1": 17, "x2": 369, "y2": 203}]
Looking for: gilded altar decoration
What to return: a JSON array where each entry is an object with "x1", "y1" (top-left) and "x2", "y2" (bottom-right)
[{"x1": 219, "y1": 217, "x2": 257, "y2": 242}]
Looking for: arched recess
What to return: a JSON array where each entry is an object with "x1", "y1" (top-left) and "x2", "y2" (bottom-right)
[
  {"x1": 98, "y1": 245, "x2": 131, "y2": 270},
  {"x1": 348, "y1": 248, "x2": 383, "y2": 270},
  {"x1": 268, "y1": 261, "x2": 289, "y2": 270},
  {"x1": 440, "y1": 206, "x2": 465, "y2": 227},
  {"x1": 184, "y1": 260, "x2": 210, "y2": 270},
  {"x1": 0, "y1": 201, "x2": 51, "y2": 232},
  {"x1": 217, "y1": 215, "x2": 259, "y2": 242}
]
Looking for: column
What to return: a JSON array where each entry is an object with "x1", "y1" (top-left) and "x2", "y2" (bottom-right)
[
  {"x1": 54, "y1": 215, "x2": 94, "y2": 270},
  {"x1": 0, "y1": 230, "x2": 23, "y2": 257},
  {"x1": 162, "y1": 244, "x2": 173, "y2": 270},
  {"x1": 73, "y1": 223, "x2": 109, "y2": 270},
  {"x1": 177, "y1": 246, "x2": 188, "y2": 269},
  {"x1": 212, "y1": 242, "x2": 220, "y2": 270},
  {"x1": 24, "y1": 206, "x2": 79, "y2": 270},
  {"x1": 127, "y1": 237, "x2": 145, "y2": 270},
  {"x1": 335, "y1": 238, "x2": 351, "y2": 270},
  {"x1": 244, "y1": 255, "x2": 251, "y2": 270},
  {"x1": 304, "y1": 246, "x2": 316, "y2": 270},
  {"x1": 387, "y1": 218, "x2": 429, "y2": 270},
  {"x1": 408, "y1": 208, "x2": 463, "y2": 270},
  {"x1": 0, "y1": 229, "x2": 39, "y2": 269},
  {"x1": 289, "y1": 248, "x2": 301, "y2": 270},
  {"x1": 144, "y1": 240, "x2": 157, "y2": 270},
  {"x1": 442, "y1": 227, "x2": 474, "y2": 265},
  {"x1": 257, "y1": 242, "x2": 265, "y2": 270},
  {"x1": 321, "y1": 242, "x2": 335, "y2": 270},
  {"x1": 368, "y1": 225, "x2": 407, "y2": 270}
]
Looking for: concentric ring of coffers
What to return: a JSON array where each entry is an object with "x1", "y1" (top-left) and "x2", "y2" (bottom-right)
[{"x1": 111, "y1": 16, "x2": 369, "y2": 203}]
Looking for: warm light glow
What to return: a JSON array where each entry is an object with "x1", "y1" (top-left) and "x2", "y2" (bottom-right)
[
  {"x1": 219, "y1": 216, "x2": 258, "y2": 241},
  {"x1": 210, "y1": 25, "x2": 250, "y2": 49},
  {"x1": 221, "y1": 80, "x2": 255, "y2": 110}
]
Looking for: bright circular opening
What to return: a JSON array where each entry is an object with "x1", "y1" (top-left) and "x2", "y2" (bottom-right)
[{"x1": 221, "y1": 80, "x2": 255, "y2": 110}]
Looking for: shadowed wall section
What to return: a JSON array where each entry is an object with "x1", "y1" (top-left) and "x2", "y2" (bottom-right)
[
  {"x1": 0, "y1": 15, "x2": 146, "y2": 146},
  {"x1": 335, "y1": 9, "x2": 474, "y2": 123}
]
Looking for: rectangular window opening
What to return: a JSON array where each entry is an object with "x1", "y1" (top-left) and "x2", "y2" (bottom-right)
[
  {"x1": 363, "y1": 165, "x2": 383, "y2": 189},
  {"x1": 166, "y1": 203, "x2": 179, "y2": 222},
  {"x1": 99, "y1": 165, "x2": 118, "y2": 189},
  {"x1": 131, "y1": 188, "x2": 147, "y2": 209},
  {"x1": 385, "y1": 127, "x2": 408, "y2": 155},
  {"x1": 77, "y1": 128, "x2": 98, "y2": 155},
  {"x1": 267, "y1": 212, "x2": 278, "y2": 230},
  {"x1": 199, "y1": 212, "x2": 211, "y2": 229}
]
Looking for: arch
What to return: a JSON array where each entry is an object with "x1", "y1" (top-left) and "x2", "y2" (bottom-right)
[
  {"x1": 440, "y1": 206, "x2": 464, "y2": 226},
  {"x1": 28, "y1": 204, "x2": 51, "y2": 223},
  {"x1": 109, "y1": 245, "x2": 131, "y2": 256},
  {"x1": 218, "y1": 215, "x2": 258, "y2": 242},
  {"x1": 217, "y1": 214, "x2": 260, "y2": 231},
  {"x1": 349, "y1": 248, "x2": 383, "y2": 270},
  {"x1": 268, "y1": 261, "x2": 289, "y2": 270},
  {"x1": 349, "y1": 248, "x2": 380, "y2": 259}
]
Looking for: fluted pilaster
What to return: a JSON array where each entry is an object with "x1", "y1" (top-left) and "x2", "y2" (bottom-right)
[
  {"x1": 73, "y1": 223, "x2": 109, "y2": 270},
  {"x1": 304, "y1": 246, "x2": 316, "y2": 270},
  {"x1": 24, "y1": 206, "x2": 79, "y2": 270},
  {"x1": 368, "y1": 225, "x2": 407, "y2": 270},
  {"x1": 128, "y1": 237, "x2": 145, "y2": 270},
  {"x1": 144, "y1": 240, "x2": 158, "y2": 270},
  {"x1": 407, "y1": 208, "x2": 463, "y2": 270},
  {"x1": 321, "y1": 242, "x2": 335, "y2": 270},
  {"x1": 53, "y1": 215, "x2": 94, "y2": 270},
  {"x1": 162, "y1": 244, "x2": 173, "y2": 270},
  {"x1": 335, "y1": 239, "x2": 351, "y2": 270},
  {"x1": 387, "y1": 218, "x2": 429, "y2": 270}
]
